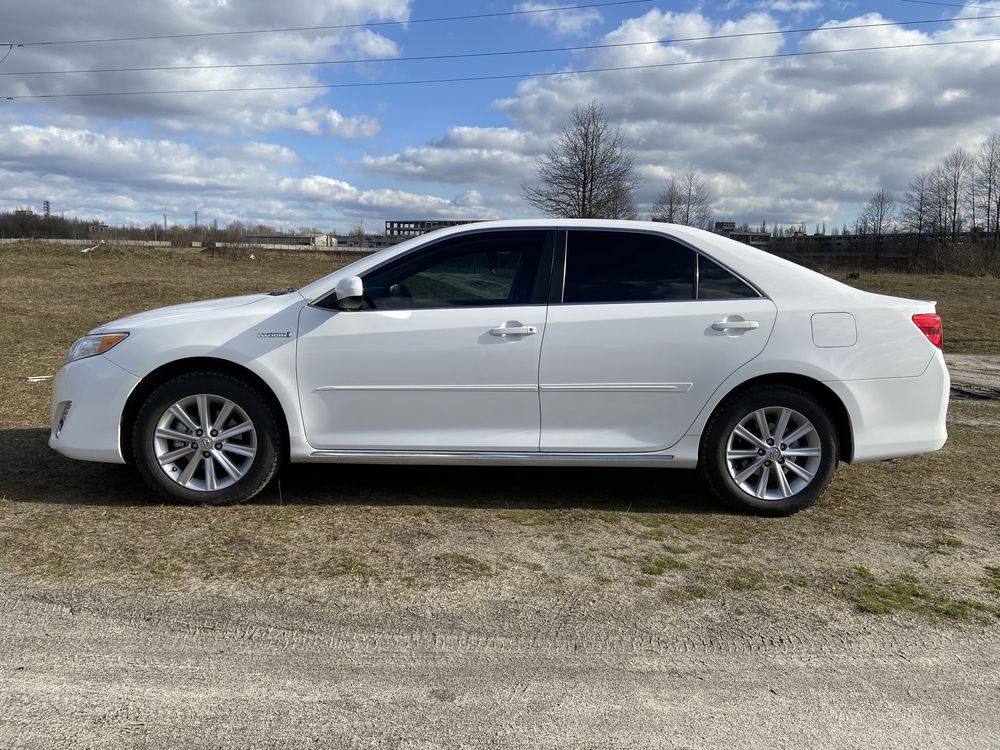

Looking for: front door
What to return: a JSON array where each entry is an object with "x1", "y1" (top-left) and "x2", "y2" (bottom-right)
[{"x1": 297, "y1": 229, "x2": 554, "y2": 451}]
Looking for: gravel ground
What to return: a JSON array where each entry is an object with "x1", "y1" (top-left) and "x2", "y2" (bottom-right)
[
  {"x1": 1, "y1": 356, "x2": 998, "y2": 749},
  {"x1": 946, "y1": 354, "x2": 1000, "y2": 399},
  {"x1": 2, "y1": 576, "x2": 999, "y2": 750}
]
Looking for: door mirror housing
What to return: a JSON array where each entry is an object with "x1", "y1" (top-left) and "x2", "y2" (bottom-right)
[{"x1": 334, "y1": 276, "x2": 364, "y2": 310}]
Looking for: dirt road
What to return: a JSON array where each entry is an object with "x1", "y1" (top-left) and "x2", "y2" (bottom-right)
[
  {"x1": 947, "y1": 354, "x2": 1000, "y2": 399},
  {"x1": 1, "y1": 355, "x2": 999, "y2": 749},
  {"x1": 3, "y1": 576, "x2": 998, "y2": 749}
]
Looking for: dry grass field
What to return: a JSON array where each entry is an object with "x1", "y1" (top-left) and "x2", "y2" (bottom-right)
[{"x1": 1, "y1": 240, "x2": 998, "y2": 624}]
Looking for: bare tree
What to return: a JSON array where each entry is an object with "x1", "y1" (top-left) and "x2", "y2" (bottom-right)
[
  {"x1": 940, "y1": 147, "x2": 972, "y2": 241},
  {"x1": 967, "y1": 159, "x2": 978, "y2": 234},
  {"x1": 902, "y1": 170, "x2": 931, "y2": 258},
  {"x1": 977, "y1": 130, "x2": 1000, "y2": 248},
  {"x1": 522, "y1": 101, "x2": 638, "y2": 219},
  {"x1": 678, "y1": 168, "x2": 713, "y2": 228},
  {"x1": 225, "y1": 220, "x2": 247, "y2": 244},
  {"x1": 651, "y1": 167, "x2": 713, "y2": 228},
  {"x1": 349, "y1": 223, "x2": 367, "y2": 248},
  {"x1": 925, "y1": 166, "x2": 947, "y2": 239},
  {"x1": 650, "y1": 177, "x2": 682, "y2": 222},
  {"x1": 859, "y1": 188, "x2": 895, "y2": 273},
  {"x1": 605, "y1": 179, "x2": 638, "y2": 220}
]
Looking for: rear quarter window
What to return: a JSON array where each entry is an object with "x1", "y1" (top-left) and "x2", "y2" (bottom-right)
[{"x1": 697, "y1": 255, "x2": 760, "y2": 299}]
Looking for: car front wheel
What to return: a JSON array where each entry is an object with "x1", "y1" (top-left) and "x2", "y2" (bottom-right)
[
  {"x1": 133, "y1": 371, "x2": 282, "y2": 505},
  {"x1": 699, "y1": 386, "x2": 839, "y2": 516}
]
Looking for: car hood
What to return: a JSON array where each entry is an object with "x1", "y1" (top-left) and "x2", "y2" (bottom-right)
[{"x1": 91, "y1": 294, "x2": 272, "y2": 332}]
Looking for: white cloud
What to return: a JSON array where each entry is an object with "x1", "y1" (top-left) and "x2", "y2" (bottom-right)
[
  {"x1": 277, "y1": 176, "x2": 498, "y2": 219},
  {"x1": 365, "y1": 7, "x2": 1000, "y2": 225},
  {"x1": 0, "y1": 0, "x2": 408, "y2": 134},
  {"x1": 763, "y1": 1, "x2": 822, "y2": 13},
  {"x1": 453, "y1": 189, "x2": 487, "y2": 209},
  {"x1": 515, "y1": 2, "x2": 602, "y2": 37},
  {"x1": 0, "y1": 124, "x2": 492, "y2": 227},
  {"x1": 241, "y1": 142, "x2": 302, "y2": 165},
  {"x1": 361, "y1": 126, "x2": 542, "y2": 185},
  {"x1": 349, "y1": 28, "x2": 403, "y2": 58},
  {"x1": 0, "y1": 125, "x2": 253, "y2": 191},
  {"x1": 241, "y1": 107, "x2": 381, "y2": 138}
]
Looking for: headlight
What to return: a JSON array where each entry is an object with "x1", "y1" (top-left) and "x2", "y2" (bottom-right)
[{"x1": 66, "y1": 333, "x2": 129, "y2": 364}]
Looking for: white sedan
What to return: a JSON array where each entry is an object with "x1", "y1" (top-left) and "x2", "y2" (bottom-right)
[{"x1": 50, "y1": 220, "x2": 949, "y2": 515}]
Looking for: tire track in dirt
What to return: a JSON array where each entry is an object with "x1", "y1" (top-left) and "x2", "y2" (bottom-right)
[
  {"x1": 2, "y1": 579, "x2": 996, "y2": 665},
  {"x1": 3, "y1": 579, "x2": 999, "y2": 749}
]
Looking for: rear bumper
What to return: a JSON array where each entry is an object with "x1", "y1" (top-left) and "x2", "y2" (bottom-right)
[
  {"x1": 828, "y1": 350, "x2": 949, "y2": 464},
  {"x1": 49, "y1": 355, "x2": 139, "y2": 464}
]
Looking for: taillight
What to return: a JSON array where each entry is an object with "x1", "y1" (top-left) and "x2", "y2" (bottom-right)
[{"x1": 912, "y1": 313, "x2": 943, "y2": 349}]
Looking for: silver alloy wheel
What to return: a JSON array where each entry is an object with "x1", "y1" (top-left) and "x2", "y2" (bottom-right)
[
  {"x1": 152, "y1": 394, "x2": 257, "y2": 492},
  {"x1": 725, "y1": 406, "x2": 822, "y2": 501}
]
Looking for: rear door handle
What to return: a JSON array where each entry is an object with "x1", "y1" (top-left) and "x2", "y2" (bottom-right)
[
  {"x1": 712, "y1": 319, "x2": 759, "y2": 331},
  {"x1": 490, "y1": 321, "x2": 538, "y2": 337}
]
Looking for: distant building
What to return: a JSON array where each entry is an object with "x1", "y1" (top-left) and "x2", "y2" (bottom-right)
[
  {"x1": 384, "y1": 219, "x2": 483, "y2": 238},
  {"x1": 801, "y1": 233, "x2": 855, "y2": 251},
  {"x1": 331, "y1": 233, "x2": 397, "y2": 250},
  {"x1": 14, "y1": 206, "x2": 34, "y2": 217},
  {"x1": 243, "y1": 233, "x2": 336, "y2": 248},
  {"x1": 307, "y1": 233, "x2": 336, "y2": 247},
  {"x1": 713, "y1": 220, "x2": 771, "y2": 248}
]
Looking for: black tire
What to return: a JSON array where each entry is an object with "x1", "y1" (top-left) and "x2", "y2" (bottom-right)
[
  {"x1": 699, "y1": 385, "x2": 839, "y2": 517},
  {"x1": 132, "y1": 371, "x2": 282, "y2": 505}
]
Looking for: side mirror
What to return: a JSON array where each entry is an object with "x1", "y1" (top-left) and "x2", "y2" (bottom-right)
[{"x1": 334, "y1": 275, "x2": 364, "y2": 310}]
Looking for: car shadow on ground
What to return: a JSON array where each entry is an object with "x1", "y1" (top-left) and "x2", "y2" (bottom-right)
[{"x1": 0, "y1": 428, "x2": 725, "y2": 517}]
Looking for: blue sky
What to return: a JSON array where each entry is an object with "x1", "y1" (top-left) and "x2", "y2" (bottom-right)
[{"x1": 2, "y1": 0, "x2": 999, "y2": 233}]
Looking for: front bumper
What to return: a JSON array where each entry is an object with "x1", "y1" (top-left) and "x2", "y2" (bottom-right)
[{"x1": 49, "y1": 355, "x2": 140, "y2": 464}]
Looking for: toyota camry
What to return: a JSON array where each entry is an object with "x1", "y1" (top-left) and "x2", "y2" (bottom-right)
[{"x1": 50, "y1": 220, "x2": 949, "y2": 516}]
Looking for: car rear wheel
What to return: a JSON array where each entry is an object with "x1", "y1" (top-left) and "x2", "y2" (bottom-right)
[
  {"x1": 699, "y1": 385, "x2": 839, "y2": 516},
  {"x1": 133, "y1": 371, "x2": 282, "y2": 505}
]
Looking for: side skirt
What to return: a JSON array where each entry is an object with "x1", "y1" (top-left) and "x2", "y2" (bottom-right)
[{"x1": 302, "y1": 449, "x2": 699, "y2": 469}]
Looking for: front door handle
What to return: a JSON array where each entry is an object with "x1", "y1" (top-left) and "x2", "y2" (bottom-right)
[
  {"x1": 490, "y1": 321, "x2": 538, "y2": 337},
  {"x1": 712, "y1": 319, "x2": 760, "y2": 331}
]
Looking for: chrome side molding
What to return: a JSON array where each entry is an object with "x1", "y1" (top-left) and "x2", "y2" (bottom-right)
[{"x1": 306, "y1": 449, "x2": 675, "y2": 466}]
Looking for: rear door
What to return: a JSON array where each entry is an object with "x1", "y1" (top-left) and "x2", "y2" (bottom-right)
[{"x1": 539, "y1": 229, "x2": 777, "y2": 452}]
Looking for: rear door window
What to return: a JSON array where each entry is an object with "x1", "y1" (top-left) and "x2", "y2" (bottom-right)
[{"x1": 563, "y1": 230, "x2": 695, "y2": 304}]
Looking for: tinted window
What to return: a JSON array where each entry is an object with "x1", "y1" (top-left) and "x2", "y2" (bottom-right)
[
  {"x1": 564, "y1": 230, "x2": 694, "y2": 304},
  {"x1": 697, "y1": 256, "x2": 760, "y2": 300},
  {"x1": 362, "y1": 231, "x2": 548, "y2": 310}
]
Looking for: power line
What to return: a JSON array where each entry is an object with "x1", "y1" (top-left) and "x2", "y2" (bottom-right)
[
  {"x1": 3, "y1": 13, "x2": 998, "y2": 77},
  {"x1": 1, "y1": 1, "x2": 651, "y2": 47},
  {"x1": 898, "y1": 0, "x2": 1000, "y2": 11},
  {"x1": 5, "y1": 36, "x2": 998, "y2": 101}
]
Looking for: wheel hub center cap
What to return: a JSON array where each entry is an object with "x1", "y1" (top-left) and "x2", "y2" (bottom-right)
[
  {"x1": 768, "y1": 447, "x2": 781, "y2": 460},
  {"x1": 200, "y1": 437, "x2": 212, "y2": 448}
]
